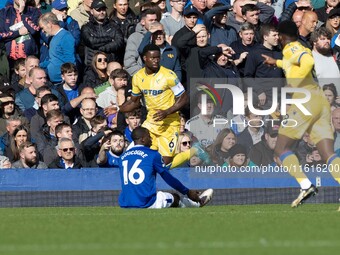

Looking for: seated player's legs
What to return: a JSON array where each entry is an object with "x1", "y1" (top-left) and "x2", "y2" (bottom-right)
[{"x1": 148, "y1": 191, "x2": 176, "y2": 209}]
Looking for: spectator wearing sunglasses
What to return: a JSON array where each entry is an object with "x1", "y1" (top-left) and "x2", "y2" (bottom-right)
[
  {"x1": 174, "y1": 132, "x2": 192, "y2": 167},
  {"x1": 48, "y1": 138, "x2": 83, "y2": 169},
  {"x1": 83, "y1": 52, "x2": 109, "y2": 89}
]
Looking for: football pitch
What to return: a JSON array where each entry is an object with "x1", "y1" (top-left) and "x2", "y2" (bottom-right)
[{"x1": 0, "y1": 204, "x2": 339, "y2": 255}]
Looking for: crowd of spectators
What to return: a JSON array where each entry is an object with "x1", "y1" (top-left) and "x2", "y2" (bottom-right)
[{"x1": 1, "y1": 0, "x2": 340, "y2": 169}]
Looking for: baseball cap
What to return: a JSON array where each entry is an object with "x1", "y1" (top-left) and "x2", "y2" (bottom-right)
[
  {"x1": 183, "y1": 5, "x2": 200, "y2": 17},
  {"x1": 229, "y1": 144, "x2": 247, "y2": 158},
  {"x1": 91, "y1": 0, "x2": 107, "y2": 10},
  {"x1": 328, "y1": 8, "x2": 340, "y2": 19},
  {"x1": 52, "y1": 0, "x2": 68, "y2": 10}
]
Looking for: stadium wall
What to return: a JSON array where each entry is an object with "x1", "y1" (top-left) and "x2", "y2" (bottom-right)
[{"x1": 0, "y1": 168, "x2": 339, "y2": 207}]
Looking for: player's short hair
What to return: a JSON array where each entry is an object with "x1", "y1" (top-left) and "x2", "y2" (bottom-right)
[
  {"x1": 241, "y1": 4, "x2": 259, "y2": 16},
  {"x1": 109, "y1": 68, "x2": 129, "y2": 80},
  {"x1": 41, "y1": 93, "x2": 58, "y2": 106},
  {"x1": 61, "y1": 62, "x2": 78, "y2": 74},
  {"x1": 132, "y1": 126, "x2": 149, "y2": 142},
  {"x1": 278, "y1": 20, "x2": 298, "y2": 39},
  {"x1": 142, "y1": 44, "x2": 160, "y2": 56}
]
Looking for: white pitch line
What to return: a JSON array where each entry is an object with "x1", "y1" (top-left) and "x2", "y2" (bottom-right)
[{"x1": 0, "y1": 240, "x2": 339, "y2": 252}]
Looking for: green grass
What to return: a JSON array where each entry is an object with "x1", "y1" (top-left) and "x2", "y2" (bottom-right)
[{"x1": 0, "y1": 205, "x2": 340, "y2": 255}]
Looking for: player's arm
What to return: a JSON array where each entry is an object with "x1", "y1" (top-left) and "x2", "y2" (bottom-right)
[
  {"x1": 153, "y1": 91, "x2": 188, "y2": 121},
  {"x1": 292, "y1": 52, "x2": 314, "y2": 77},
  {"x1": 119, "y1": 94, "x2": 141, "y2": 113}
]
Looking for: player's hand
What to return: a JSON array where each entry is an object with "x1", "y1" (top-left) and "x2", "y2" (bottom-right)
[
  {"x1": 262, "y1": 54, "x2": 277, "y2": 66},
  {"x1": 104, "y1": 104, "x2": 118, "y2": 116},
  {"x1": 187, "y1": 189, "x2": 200, "y2": 203},
  {"x1": 153, "y1": 109, "x2": 168, "y2": 121},
  {"x1": 258, "y1": 92, "x2": 266, "y2": 106}
]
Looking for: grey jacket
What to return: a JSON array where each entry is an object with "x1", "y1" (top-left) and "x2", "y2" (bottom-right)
[
  {"x1": 12, "y1": 160, "x2": 48, "y2": 169},
  {"x1": 124, "y1": 23, "x2": 147, "y2": 76}
]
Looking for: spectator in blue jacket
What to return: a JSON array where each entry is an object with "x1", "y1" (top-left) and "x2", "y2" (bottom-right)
[
  {"x1": 40, "y1": 0, "x2": 81, "y2": 65},
  {"x1": 39, "y1": 12, "x2": 76, "y2": 84}
]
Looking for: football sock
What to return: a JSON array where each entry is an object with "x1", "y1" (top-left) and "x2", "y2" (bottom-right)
[
  {"x1": 179, "y1": 197, "x2": 200, "y2": 208},
  {"x1": 327, "y1": 154, "x2": 340, "y2": 184},
  {"x1": 280, "y1": 151, "x2": 312, "y2": 189}
]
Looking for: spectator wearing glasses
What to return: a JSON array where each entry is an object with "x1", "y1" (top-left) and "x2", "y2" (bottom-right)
[
  {"x1": 138, "y1": 22, "x2": 182, "y2": 80},
  {"x1": 81, "y1": 0, "x2": 125, "y2": 65},
  {"x1": 48, "y1": 138, "x2": 83, "y2": 169},
  {"x1": 174, "y1": 132, "x2": 193, "y2": 167},
  {"x1": 316, "y1": 0, "x2": 340, "y2": 23},
  {"x1": 72, "y1": 98, "x2": 98, "y2": 144},
  {"x1": 325, "y1": 8, "x2": 340, "y2": 37},
  {"x1": 83, "y1": 52, "x2": 109, "y2": 89},
  {"x1": 12, "y1": 142, "x2": 47, "y2": 169}
]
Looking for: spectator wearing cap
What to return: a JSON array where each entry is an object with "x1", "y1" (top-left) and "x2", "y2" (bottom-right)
[
  {"x1": 0, "y1": 93, "x2": 28, "y2": 137},
  {"x1": 237, "y1": 107, "x2": 264, "y2": 154},
  {"x1": 248, "y1": 124, "x2": 278, "y2": 166},
  {"x1": 311, "y1": 27, "x2": 340, "y2": 82},
  {"x1": 325, "y1": 7, "x2": 340, "y2": 37},
  {"x1": 81, "y1": 0, "x2": 125, "y2": 66},
  {"x1": 203, "y1": 3, "x2": 238, "y2": 47},
  {"x1": 222, "y1": 144, "x2": 256, "y2": 167},
  {"x1": 160, "y1": 0, "x2": 186, "y2": 44},
  {"x1": 52, "y1": 0, "x2": 81, "y2": 47},
  {"x1": 172, "y1": 5, "x2": 199, "y2": 83},
  {"x1": 39, "y1": 12, "x2": 77, "y2": 84},
  {"x1": 70, "y1": 0, "x2": 93, "y2": 28},
  {"x1": 138, "y1": 22, "x2": 182, "y2": 80},
  {"x1": 316, "y1": 0, "x2": 340, "y2": 23}
]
